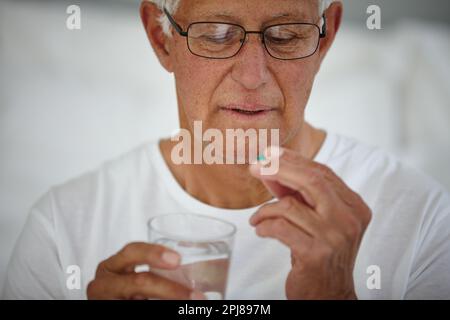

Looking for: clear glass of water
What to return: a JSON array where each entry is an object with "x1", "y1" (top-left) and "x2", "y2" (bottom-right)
[{"x1": 147, "y1": 213, "x2": 236, "y2": 300}]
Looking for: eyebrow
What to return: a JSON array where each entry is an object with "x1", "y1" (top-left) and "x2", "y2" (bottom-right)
[{"x1": 266, "y1": 13, "x2": 313, "y2": 23}]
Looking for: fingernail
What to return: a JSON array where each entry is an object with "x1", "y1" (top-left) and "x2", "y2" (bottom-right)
[
  {"x1": 190, "y1": 290, "x2": 206, "y2": 300},
  {"x1": 162, "y1": 252, "x2": 180, "y2": 266}
]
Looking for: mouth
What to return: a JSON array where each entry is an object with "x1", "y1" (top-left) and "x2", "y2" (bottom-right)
[{"x1": 220, "y1": 104, "x2": 277, "y2": 118}]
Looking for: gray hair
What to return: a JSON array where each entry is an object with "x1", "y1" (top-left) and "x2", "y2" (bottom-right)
[{"x1": 148, "y1": 0, "x2": 335, "y2": 36}]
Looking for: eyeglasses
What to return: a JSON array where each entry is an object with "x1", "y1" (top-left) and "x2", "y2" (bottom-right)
[{"x1": 164, "y1": 8, "x2": 327, "y2": 61}]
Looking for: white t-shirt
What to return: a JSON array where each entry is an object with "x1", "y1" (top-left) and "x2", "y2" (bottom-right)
[{"x1": 3, "y1": 133, "x2": 450, "y2": 299}]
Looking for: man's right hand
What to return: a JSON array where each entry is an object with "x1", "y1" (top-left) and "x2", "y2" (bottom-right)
[{"x1": 87, "y1": 242, "x2": 205, "y2": 300}]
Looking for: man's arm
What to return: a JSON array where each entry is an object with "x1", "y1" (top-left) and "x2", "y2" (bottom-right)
[
  {"x1": 404, "y1": 189, "x2": 450, "y2": 299},
  {"x1": 2, "y1": 191, "x2": 65, "y2": 299}
]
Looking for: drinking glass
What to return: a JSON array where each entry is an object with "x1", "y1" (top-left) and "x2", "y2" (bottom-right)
[{"x1": 148, "y1": 213, "x2": 236, "y2": 300}]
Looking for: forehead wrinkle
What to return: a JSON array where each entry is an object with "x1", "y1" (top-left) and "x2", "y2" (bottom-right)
[
  {"x1": 191, "y1": 11, "x2": 314, "y2": 26},
  {"x1": 180, "y1": 0, "x2": 319, "y2": 28}
]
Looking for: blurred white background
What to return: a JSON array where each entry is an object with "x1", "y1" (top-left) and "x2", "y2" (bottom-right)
[{"x1": 1, "y1": 0, "x2": 449, "y2": 293}]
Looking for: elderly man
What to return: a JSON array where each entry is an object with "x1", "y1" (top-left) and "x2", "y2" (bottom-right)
[{"x1": 3, "y1": 0, "x2": 450, "y2": 300}]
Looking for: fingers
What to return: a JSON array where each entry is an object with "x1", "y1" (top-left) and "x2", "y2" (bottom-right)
[
  {"x1": 251, "y1": 159, "x2": 335, "y2": 211},
  {"x1": 87, "y1": 271, "x2": 199, "y2": 300},
  {"x1": 100, "y1": 242, "x2": 181, "y2": 276},
  {"x1": 276, "y1": 151, "x2": 372, "y2": 223},
  {"x1": 250, "y1": 146, "x2": 357, "y2": 212},
  {"x1": 280, "y1": 147, "x2": 358, "y2": 201},
  {"x1": 250, "y1": 196, "x2": 322, "y2": 237},
  {"x1": 253, "y1": 217, "x2": 313, "y2": 257},
  {"x1": 88, "y1": 242, "x2": 208, "y2": 300},
  {"x1": 259, "y1": 178, "x2": 296, "y2": 199}
]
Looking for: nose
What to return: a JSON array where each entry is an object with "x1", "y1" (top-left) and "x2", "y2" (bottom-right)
[{"x1": 231, "y1": 33, "x2": 270, "y2": 90}]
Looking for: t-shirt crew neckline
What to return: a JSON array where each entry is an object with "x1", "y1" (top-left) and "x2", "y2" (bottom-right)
[{"x1": 146, "y1": 132, "x2": 337, "y2": 217}]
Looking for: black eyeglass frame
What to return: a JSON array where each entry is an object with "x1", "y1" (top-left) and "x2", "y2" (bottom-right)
[{"x1": 163, "y1": 7, "x2": 327, "y2": 61}]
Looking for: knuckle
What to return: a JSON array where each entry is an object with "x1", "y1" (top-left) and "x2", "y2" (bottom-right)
[
  {"x1": 281, "y1": 196, "x2": 297, "y2": 211},
  {"x1": 351, "y1": 193, "x2": 373, "y2": 227},
  {"x1": 96, "y1": 261, "x2": 106, "y2": 274},
  {"x1": 120, "y1": 243, "x2": 136, "y2": 259},
  {"x1": 133, "y1": 272, "x2": 151, "y2": 287},
  {"x1": 307, "y1": 170, "x2": 324, "y2": 186},
  {"x1": 316, "y1": 164, "x2": 333, "y2": 178},
  {"x1": 345, "y1": 216, "x2": 362, "y2": 239},
  {"x1": 96, "y1": 259, "x2": 113, "y2": 277},
  {"x1": 363, "y1": 207, "x2": 373, "y2": 226},
  {"x1": 86, "y1": 280, "x2": 100, "y2": 298},
  {"x1": 354, "y1": 198, "x2": 372, "y2": 227}
]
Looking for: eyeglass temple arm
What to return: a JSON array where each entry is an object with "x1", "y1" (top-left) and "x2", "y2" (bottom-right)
[
  {"x1": 163, "y1": 7, "x2": 188, "y2": 37},
  {"x1": 319, "y1": 14, "x2": 327, "y2": 38}
]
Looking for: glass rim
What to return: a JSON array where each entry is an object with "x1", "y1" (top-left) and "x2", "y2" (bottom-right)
[
  {"x1": 186, "y1": 21, "x2": 321, "y2": 31},
  {"x1": 185, "y1": 23, "x2": 321, "y2": 61},
  {"x1": 186, "y1": 40, "x2": 320, "y2": 60},
  {"x1": 163, "y1": 6, "x2": 326, "y2": 61},
  {"x1": 147, "y1": 213, "x2": 237, "y2": 243}
]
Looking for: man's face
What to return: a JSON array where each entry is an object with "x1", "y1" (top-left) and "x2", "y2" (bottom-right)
[{"x1": 164, "y1": 0, "x2": 323, "y2": 147}]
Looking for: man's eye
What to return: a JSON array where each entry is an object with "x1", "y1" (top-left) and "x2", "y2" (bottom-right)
[
  {"x1": 266, "y1": 35, "x2": 298, "y2": 44},
  {"x1": 202, "y1": 33, "x2": 235, "y2": 44}
]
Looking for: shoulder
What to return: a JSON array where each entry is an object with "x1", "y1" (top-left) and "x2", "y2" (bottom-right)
[
  {"x1": 31, "y1": 140, "x2": 163, "y2": 228},
  {"x1": 52, "y1": 141, "x2": 158, "y2": 205},
  {"x1": 327, "y1": 133, "x2": 449, "y2": 214},
  {"x1": 325, "y1": 133, "x2": 401, "y2": 176},
  {"x1": 4, "y1": 141, "x2": 161, "y2": 299}
]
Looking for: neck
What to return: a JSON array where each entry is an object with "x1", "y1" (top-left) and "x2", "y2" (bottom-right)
[{"x1": 159, "y1": 122, "x2": 326, "y2": 209}]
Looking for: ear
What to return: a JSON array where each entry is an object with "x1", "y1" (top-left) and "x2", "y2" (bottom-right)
[
  {"x1": 140, "y1": 1, "x2": 174, "y2": 72},
  {"x1": 316, "y1": 2, "x2": 343, "y2": 65}
]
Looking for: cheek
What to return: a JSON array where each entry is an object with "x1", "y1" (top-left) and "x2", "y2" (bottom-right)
[
  {"x1": 173, "y1": 52, "x2": 225, "y2": 118},
  {"x1": 272, "y1": 60, "x2": 318, "y2": 143},
  {"x1": 279, "y1": 60, "x2": 317, "y2": 113}
]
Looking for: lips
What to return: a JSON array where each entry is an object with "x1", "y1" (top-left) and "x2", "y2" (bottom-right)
[{"x1": 220, "y1": 104, "x2": 276, "y2": 116}]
